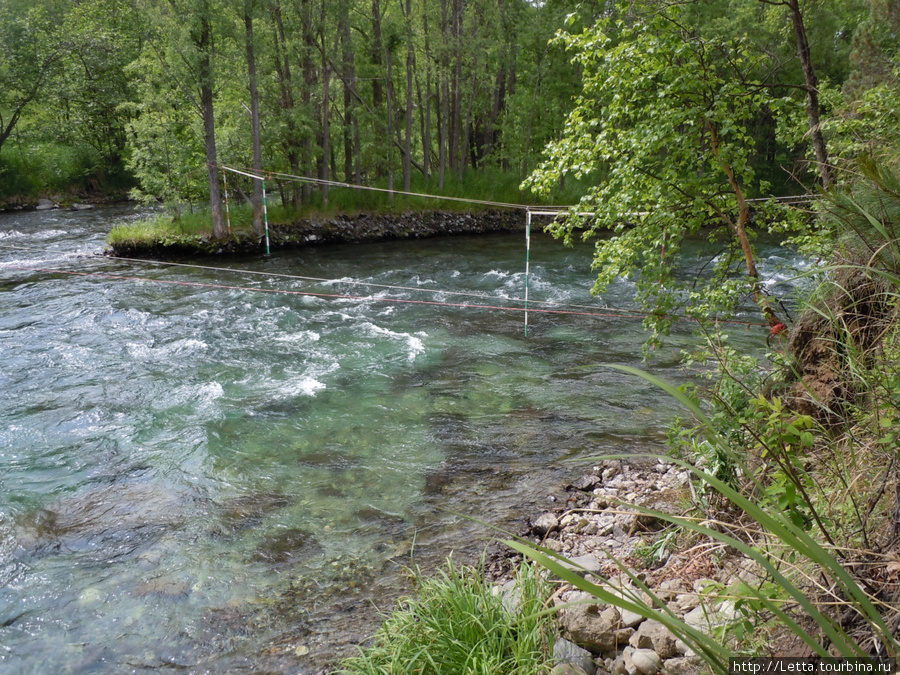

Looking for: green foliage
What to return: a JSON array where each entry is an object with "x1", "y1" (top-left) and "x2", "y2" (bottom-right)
[
  {"x1": 0, "y1": 0, "x2": 68, "y2": 152},
  {"x1": 337, "y1": 560, "x2": 553, "y2": 675},
  {"x1": 523, "y1": 2, "x2": 804, "y2": 342},
  {"x1": 0, "y1": 142, "x2": 105, "y2": 196}
]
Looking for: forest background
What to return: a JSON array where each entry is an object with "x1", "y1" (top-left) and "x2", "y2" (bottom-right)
[{"x1": 1, "y1": 0, "x2": 896, "y2": 221}]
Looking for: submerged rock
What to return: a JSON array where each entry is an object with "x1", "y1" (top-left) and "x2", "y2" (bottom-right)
[
  {"x1": 218, "y1": 492, "x2": 291, "y2": 533},
  {"x1": 13, "y1": 479, "x2": 203, "y2": 561},
  {"x1": 133, "y1": 576, "x2": 191, "y2": 599},
  {"x1": 251, "y1": 527, "x2": 323, "y2": 566}
]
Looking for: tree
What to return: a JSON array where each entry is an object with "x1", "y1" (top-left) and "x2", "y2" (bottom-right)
[
  {"x1": 823, "y1": 0, "x2": 900, "y2": 167},
  {"x1": 763, "y1": 0, "x2": 835, "y2": 188},
  {"x1": 244, "y1": 0, "x2": 264, "y2": 236},
  {"x1": 0, "y1": 0, "x2": 67, "y2": 157},
  {"x1": 524, "y1": 4, "x2": 792, "y2": 342},
  {"x1": 129, "y1": 0, "x2": 227, "y2": 238}
]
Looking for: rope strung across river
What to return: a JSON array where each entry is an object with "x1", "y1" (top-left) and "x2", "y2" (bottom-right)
[{"x1": 218, "y1": 164, "x2": 814, "y2": 211}]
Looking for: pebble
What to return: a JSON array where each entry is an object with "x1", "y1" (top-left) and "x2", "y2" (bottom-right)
[
  {"x1": 630, "y1": 648, "x2": 663, "y2": 675},
  {"x1": 554, "y1": 637, "x2": 596, "y2": 675},
  {"x1": 533, "y1": 512, "x2": 560, "y2": 536}
]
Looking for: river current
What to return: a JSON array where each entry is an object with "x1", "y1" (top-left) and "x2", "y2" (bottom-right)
[{"x1": 0, "y1": 206, "x2": 806, "y2": 673}]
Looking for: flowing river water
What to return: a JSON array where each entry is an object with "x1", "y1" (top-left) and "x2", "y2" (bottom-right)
[{"x1": 0, "y1": 206, "x2": 807, "y2": 673}]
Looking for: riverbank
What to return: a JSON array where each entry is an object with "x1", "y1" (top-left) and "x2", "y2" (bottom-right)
[
  {"x1": 492, "y1": 458, "x2": 731, "y2": 675},
  {"x1": 0, "y1": 190, "x2": 133, "y2": 213},
  {"x1": 105, "y1": 209, "x2": 533, "y2": 258}
]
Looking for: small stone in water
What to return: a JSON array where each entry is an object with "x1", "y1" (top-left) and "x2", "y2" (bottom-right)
[
  {"x1": 294, "y1": 644, "x2": 310, "y2": 657},
  {"x1": 79, "y1": 588, "x2": 102, "y2": 606}
]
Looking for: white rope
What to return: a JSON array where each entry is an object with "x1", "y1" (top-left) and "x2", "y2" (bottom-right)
[
  {"x1": 221, "y1": 165, "x2": 531, "y2": 211},
  {"x1": 220, "y1": 165, "x2": 814, "y2": 215},
  {"x1": 0, "y1": 241, "x2": 650, "y2": 317}
]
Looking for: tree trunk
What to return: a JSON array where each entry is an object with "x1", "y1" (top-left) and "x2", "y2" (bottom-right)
[
  {"x1": 339, "y1": 8, "x2": 356, "y2": 183},
  {"x1": 449, "y1": 0, "x2": 463, "y2": 176},
  {"x1": 322, "y1": 59, "x2": 331, "y2": 205},
  {"x1": 787, "y1": 0, "x2": 834, "y2": 189},
  {"x1": 244, "y1": 1, "x2": 264, "y2": 237},
  {"x1": 403, "y1": 0, "x2": 414, "y2": 192},
  {"x1": 710, "y1": 122, "x2": 780, "y2": 326},
  {"x1": 372, "y1": 0, "x2": 386, "y2": 179},
  {"x1": 197, "y1": 2, "x2": 226, "y2": 239},
  {"x1": 439, "y1": 0, "x2": 450, "y2": 189},
  {"x1": 272, "y1": 0, "x2": 302, "y2": 209},
  {"x1": 462, "y1": 16, "x2": 477, "y2": 177},
  {"x1": 301, "y1": 0, "x2": 316, "y2": 202},
  {"x1": 385, "y1": 47, "x2": 395, "y2": 205},
  {"x1": 420, "y1": 5, "x2": 432, "y2": 181}
]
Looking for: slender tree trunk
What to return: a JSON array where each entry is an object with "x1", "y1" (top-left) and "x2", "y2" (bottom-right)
[
  {"x1": 322, "y1": 58, "x2": 331, "y2": 205},
  {"x1": 403, "y1": 0, "x2": 414, "y2": 191},
  {"x1": 339, "y1": 8, "x2": 356, "y2": 183},
  {"x1": 462, "y1": 17, "x2": 477, "y2": 177},
  {"x1": 710, "y1": 122, "x2": 780, "y2": 326},
  {"x1": 244, "y1": 1, "x2": 263, "y2": 237},
  {"x1": 386, "y1": 47, "x2": 395, "y2": 205},
  {"x1": 786, "y1": 0, "x2": 834, "y2": 189},
  {"x1": 417, "y1": 65, "x2": 432, "y2": 181},
  {"x1": 272, "y1": 0, "x2": 302, "y2": 209},
  {"x1": 197, "y1": 2, "x2": 225, "y2": 239},
  {"x1": 449, "y1": 0, "x2": 462, "y2": 176},
  {"x1": 439, "y1": 0, "x2": 450, "y2": 189},
  {"x1": 372, "y1": 0, "x2": 386, "y2": 179},
  {"x1": 420, "y1": 5, "x2": 432, "y2": 181},
  {"x1": 523, "y1": 46, "x2": 547, "y2": 179},
  {"x1": 301, "y1": 0, "x2": 316, "y2": 201}
]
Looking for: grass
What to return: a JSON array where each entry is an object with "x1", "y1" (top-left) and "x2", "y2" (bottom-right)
[
  {"x1": 106, "y1": 167, "x2": 592, "y2": 249},
  {"x1": 336, "y1": 559, "x2": 554, "y2": 675}
]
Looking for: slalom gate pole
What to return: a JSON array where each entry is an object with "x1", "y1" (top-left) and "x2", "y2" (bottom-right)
[
  {"x1": 525, "y1": 209, "x2": 531, "y2": 337},
  {"x1": 223, "y1": 170, "x2": 232, "y2": 234},
  {"x1": 262, "y1": 178, "x2": 271, "y2": 255}
]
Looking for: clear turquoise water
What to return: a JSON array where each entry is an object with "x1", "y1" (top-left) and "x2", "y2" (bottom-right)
[{"x1": 0, "y1": 207, "x2": 806, "y2": 673}]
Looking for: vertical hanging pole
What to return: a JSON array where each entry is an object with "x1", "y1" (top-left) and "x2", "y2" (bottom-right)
[
  {"x1": 525, "y1": 209, "x2": 531, "y2": 337},
  {"x1": 223, "y1": 169, "x2": 232, "y2": 234},
  {"x1": 262, "y1": 177, "x2": 271, "y2": 255}
]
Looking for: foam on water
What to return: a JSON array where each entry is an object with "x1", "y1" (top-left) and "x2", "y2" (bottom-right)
[{"x1": 362, "y1": 322, "x2": 427, "y2": 362}]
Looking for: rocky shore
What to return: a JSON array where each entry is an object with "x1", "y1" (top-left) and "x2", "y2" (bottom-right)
[
  {"x1": 106, "y1": 209, "x2": 529, "y2": 258},
  {"x1": 490, "y1": 458, "x2": 762, "y2": 675}
]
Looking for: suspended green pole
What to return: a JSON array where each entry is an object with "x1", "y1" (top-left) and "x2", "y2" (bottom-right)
[
  {"x1": 261, "y1": 177, "x2": 271, "y2": 255},
  {"x1": 525, "y1": 209, "x2": 531, "y2": 337}
]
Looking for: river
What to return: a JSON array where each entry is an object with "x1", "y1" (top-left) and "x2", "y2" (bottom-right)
[{"x1": 0, "y1": 205, "x2": 806, "y2": 673}]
